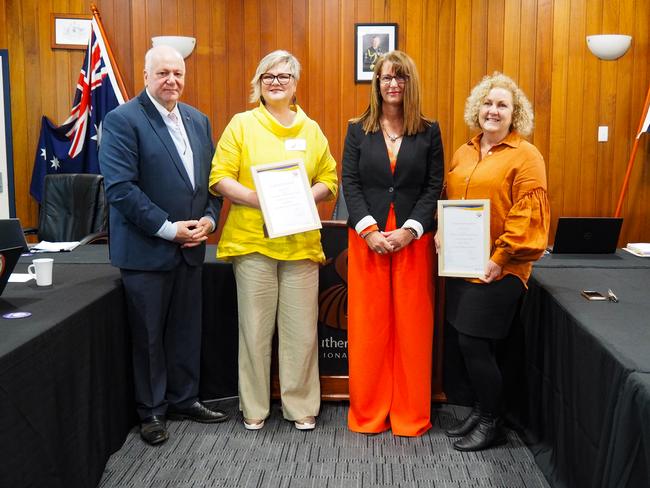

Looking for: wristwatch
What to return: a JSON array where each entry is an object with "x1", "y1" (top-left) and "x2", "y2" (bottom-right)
[{"x1": 404, "y1": 227, "x2": 418, "y2": 238}]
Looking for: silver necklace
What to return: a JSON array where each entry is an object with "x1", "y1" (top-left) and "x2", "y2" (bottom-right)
[{"x1": 381, "y1": 123, "x2": 403, "y2": 143}]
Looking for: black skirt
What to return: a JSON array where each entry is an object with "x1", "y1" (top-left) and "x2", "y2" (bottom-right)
[{"x1": 445, "y1": 275, "x2": 525, "y2": 339}]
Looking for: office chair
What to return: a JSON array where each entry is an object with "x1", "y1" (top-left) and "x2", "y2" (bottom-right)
[
  {"x1": 331, "y1": 186, "x2": 348, "y2": 221},
  {"x1": 25, "y1": 174, "x2": 108, "y2": 244}
]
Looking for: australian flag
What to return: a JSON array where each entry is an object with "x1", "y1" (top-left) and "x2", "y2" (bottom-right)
[{"x1": 30, "y1": 18, "x2": 125, "y2": 202}]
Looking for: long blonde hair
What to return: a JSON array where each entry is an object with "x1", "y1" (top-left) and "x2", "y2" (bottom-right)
[{"x1": 352, "y1": 50, "x2": 430, "y2": 135}]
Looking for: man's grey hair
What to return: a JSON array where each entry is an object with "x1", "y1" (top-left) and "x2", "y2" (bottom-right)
[{"x1": 144, "y1": 45, "x2": 185, "y2": 73}]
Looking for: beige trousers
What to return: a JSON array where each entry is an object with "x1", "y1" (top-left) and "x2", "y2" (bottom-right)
[{"x1": 232, "y1": 253, "x2": 321, "y2": 420}]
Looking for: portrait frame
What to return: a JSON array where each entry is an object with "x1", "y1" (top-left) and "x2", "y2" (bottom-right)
[
  {"x1": 355, "y1": 23, "x2": 398, "y2": 83},
  {"x1": 51, "y1": 13, "x2": 92, "y2": 50}
]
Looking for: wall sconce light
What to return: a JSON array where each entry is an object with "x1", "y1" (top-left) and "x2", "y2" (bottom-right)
[
  {"x1": 586, "y1": 34, "x2": 632, "y2": 60},
  {"x1": 151, "y1": 36, "x2": 196, "y2": 59}
]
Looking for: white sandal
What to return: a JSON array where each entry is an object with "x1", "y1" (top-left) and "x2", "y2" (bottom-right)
[
  {"x1": 243, "y1": 418, "x2": 265, "y2": 430},
  {"x1": 294, "y1": 416, "x2": 316, "y2": 430}
]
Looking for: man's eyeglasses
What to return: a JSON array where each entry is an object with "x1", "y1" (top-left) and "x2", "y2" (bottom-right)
[
  {"x1": 260, "y1": 73, "x2": 293, "y2": 85},
  {"x1": 379, "y1": 75, "x2": 409, "y2": 85}
]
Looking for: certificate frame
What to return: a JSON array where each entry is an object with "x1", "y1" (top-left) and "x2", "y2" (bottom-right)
[
  {"x1": 437, "y1": 199, "x2": 491, "y2": 278},
  {"x1": 51, "y1": 13, "x2": 92, "y2": 50},
  {"x1": 251, "y1": 159, "x2": 322, "y2": 239}
]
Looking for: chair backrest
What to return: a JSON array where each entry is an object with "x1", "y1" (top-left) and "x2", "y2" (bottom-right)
[
  {"x1": 331, "y1": 185, "x2": 349, "y2": 221},
  {"x1": 38, "y1": 174, "x2": 108, "y2": 242}
]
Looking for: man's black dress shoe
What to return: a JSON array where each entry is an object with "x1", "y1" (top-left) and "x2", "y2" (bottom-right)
[
  {"x1": 168, "y1": 401, "x2": 229, "y2": 423},
  {"x1": 140, "y1": 415, "x2": 169, "y2": 445}
]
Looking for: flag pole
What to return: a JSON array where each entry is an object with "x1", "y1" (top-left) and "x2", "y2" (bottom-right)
[
  {"x1": 614, "y1": 83, "x2": 650, "y2": 218},
  {"x1": 90, "y1": 3, "x2": 130, "y2": 101}
]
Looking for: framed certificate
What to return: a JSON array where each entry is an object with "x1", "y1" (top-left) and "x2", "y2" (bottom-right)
[
  {"x1": 437, "y1": 199, "x2": 491, "y2": 278},
  {"x1": 251, "y1": 160, "x2": 322, "y2": 239},
  {"x1": 51, "y1": 14, "x2": 92, "y2": 50}
]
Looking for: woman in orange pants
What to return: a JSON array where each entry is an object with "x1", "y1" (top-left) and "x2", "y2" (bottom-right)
[{"x1": 342, "y1": 51, "x2": 444, "y2": 436}]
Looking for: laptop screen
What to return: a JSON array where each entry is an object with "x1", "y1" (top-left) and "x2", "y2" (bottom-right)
[
  {"x1": 0, "y1": 247, "x2": 24, "y2": 296},
  {"x1": 0, "y1": 219, "x2": 29, "y2": 251},
  {"x1": 552, "y1": 217, "x2": 623, "y2": 254},
  {"x1": 0, "y1": 219, "x2": 29, "y2": 296}
]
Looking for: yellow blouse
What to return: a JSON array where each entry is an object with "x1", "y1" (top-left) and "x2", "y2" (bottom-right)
[
  {"x1": 447, "y1": 131, "x2": 550, "y2": 284},
  {"x1": 209, "y1": 104, "x2": 338, "y2": 263}
]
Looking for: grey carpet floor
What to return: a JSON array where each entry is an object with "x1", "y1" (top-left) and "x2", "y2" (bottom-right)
[{"x1": 99, "y1": 399, "x2": 549, "y2": 488}]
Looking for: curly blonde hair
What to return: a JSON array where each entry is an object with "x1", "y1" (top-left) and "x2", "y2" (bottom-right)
[{"x1": 464, "y1": 72, "x2": 534, "y2": 136}]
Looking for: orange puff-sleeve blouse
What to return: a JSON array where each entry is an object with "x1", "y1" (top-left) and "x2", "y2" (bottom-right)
[{"x1": 446, "y1": 131, "x2": 550, "y2": 285}]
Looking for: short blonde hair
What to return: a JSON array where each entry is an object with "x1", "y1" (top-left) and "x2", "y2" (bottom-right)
[
  {"x1": 249, "y1": 50, "x2": 301, "y2": 104},
  {"x1": 352, "y1": 50, "x2": 429, "y2": 136},
  {"x1": 464, "y1": 72, "x2": 534, "y2": 136}
]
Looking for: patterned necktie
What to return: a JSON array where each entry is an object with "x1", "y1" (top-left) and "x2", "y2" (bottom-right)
[{"x1": 168, "y1": 112, "x2": 188, "y2": 155}]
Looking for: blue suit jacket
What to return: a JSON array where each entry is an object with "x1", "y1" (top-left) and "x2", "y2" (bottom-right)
[{"x1": 99, "y1": 90, "x2": 220, "y2": 271}]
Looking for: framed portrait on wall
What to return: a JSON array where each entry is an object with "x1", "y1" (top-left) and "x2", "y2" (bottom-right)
[
  {"x1": 51, "y1": 13, "x2": 92, "y2": 50},
  {"x1": 355, "y1": 23, "x2": 398, "y2": 83}
]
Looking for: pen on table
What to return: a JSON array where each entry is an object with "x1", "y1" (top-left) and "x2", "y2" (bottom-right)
[{"x1": 607, "y1": 289, "x2": 619, "y2": 303}]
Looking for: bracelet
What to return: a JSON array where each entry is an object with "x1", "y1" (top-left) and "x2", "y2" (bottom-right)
[
  {"x1": 404, "y1": 227, "x2": 418, "y2": 239},
  {"x1": 361, "y1": 230, "x2": 376, "y2": 239}
]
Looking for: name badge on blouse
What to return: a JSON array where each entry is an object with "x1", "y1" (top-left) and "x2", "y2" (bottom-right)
[{"x1": 285, "y1": 138, "x2": 306, "y2": 151}]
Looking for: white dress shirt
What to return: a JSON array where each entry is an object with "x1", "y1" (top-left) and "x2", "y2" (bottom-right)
[{"x1": 145, "y1": 90, "x2": 214, "y2": 241}]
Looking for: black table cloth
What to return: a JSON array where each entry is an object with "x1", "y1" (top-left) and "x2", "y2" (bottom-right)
[
  {"x1": 521, "y1": 261, "x2": 650, "y2": 488},
  {"x1": 0, "y1": 246, "x2": 238, "y2": 488},
  {"x1": 0, "y1": 259, "x2": 133, "y2": 488}
]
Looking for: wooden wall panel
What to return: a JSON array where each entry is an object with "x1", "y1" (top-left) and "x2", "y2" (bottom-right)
[
  {"x1": 0, "y1": 1, "x2": 6, "y2": 48},
  {"x1": 2, "y1": 0, "x2": 650, "y2": 244},
  {"x1": 628, "y1": 2, "x2": 650, "y2": 241}
]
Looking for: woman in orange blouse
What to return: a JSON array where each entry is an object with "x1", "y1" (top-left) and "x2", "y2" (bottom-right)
[{"x1": 438, "y1": 72, "x2": 549, "y2": 451}]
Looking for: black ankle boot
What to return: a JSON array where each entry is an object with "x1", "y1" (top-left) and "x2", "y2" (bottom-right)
[
  {"x1": 445, "y1": 405, "x2": 481, "y2": 437},
  {"x1": 452, "y1": 414, "x2": 507, "y2": 452}
]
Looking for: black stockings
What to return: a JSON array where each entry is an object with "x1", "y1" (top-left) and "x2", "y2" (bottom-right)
[{"x1": 458, "y1": 332, "x2": 501, "y2": 416}]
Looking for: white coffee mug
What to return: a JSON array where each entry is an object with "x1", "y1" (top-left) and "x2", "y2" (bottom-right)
[{"x1": 28, "y1": 258, "x2": 54, "y2": 286}]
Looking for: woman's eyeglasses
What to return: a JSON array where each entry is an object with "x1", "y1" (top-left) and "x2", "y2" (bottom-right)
[
  {"x1": 379, "y1": 75, "x2": 408, "y2": 85},
  {"x1": 260, "y1": 73, "x2": 293, "y2": 85}
]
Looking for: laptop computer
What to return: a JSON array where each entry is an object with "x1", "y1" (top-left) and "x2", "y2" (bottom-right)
[
  {"x1": 0, "y1": 219, "x2": 29, "y2": 296},
  {"x1": 551, "y1": 217, "x2": 623, "y2": 254}
]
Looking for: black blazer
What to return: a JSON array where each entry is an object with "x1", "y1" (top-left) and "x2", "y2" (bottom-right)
[
  {"x1": 342, "y1": 120, "x2": 444, "y2": 234},
  {"x1": 99, "y1": 90, "x2": 221, "y2": 271}
]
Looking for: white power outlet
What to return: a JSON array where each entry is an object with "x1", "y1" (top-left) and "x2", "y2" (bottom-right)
[{"x1": 598, "y1": 126, "x2": 609, "y2": 142}]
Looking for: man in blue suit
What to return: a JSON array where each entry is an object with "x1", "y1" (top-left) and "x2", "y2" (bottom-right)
[{"x1": 99, "y1": 45, "x2": 228, "y2": 445}]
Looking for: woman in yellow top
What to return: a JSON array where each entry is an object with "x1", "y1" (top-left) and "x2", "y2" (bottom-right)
[
  {"x1": 439, "y1": 72, "x2": 549, "y2": 451},
  {"x1": 209, "y1": 50, "x2": 338, "y2": 431}
]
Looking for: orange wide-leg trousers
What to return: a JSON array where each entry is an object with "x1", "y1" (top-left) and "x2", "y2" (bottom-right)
[{"x1": 347, "y1": 226, "x2": 435, "y2": 437}]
